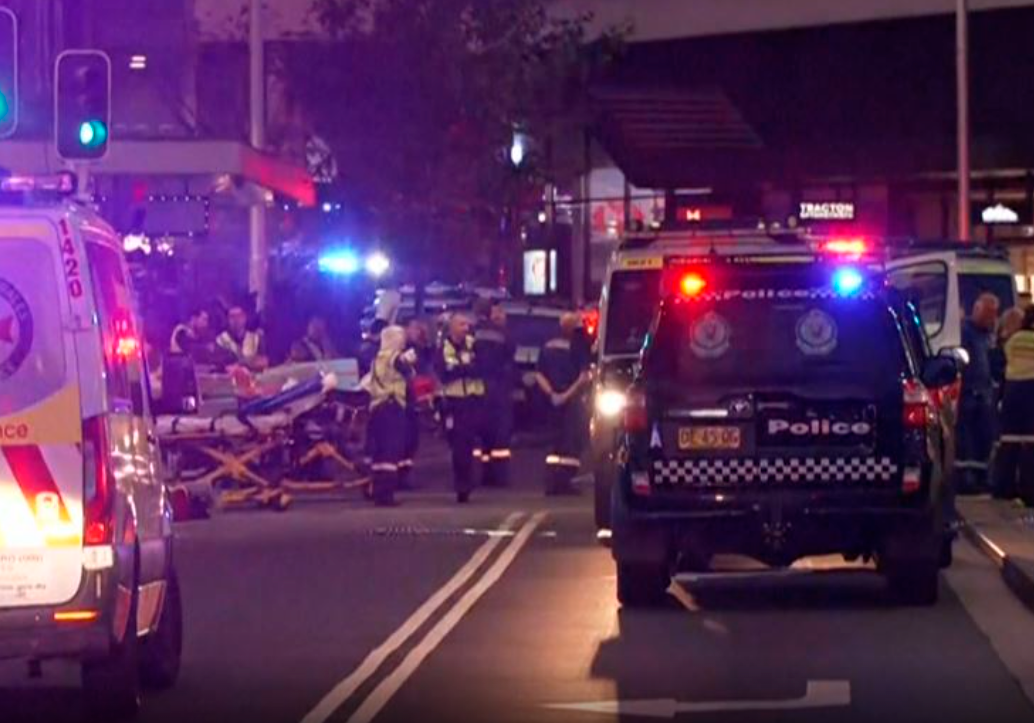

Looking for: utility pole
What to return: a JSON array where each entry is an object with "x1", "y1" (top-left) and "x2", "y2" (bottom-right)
[
  {"x1": 248, "y1": 0, "x2": 269, "y2": 308},
  {"x1": 956, "y1": 0, "x2": 971, "y2": 241}
]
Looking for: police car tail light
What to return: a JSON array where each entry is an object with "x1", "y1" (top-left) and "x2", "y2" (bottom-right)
[
  {"x1": 82, "y1": 417, "x2": 114, "y2": 546},
  {"x1": 623, "y1": 390, "x2": 648, "y2": 433},
  {"x1": 821, "y1": 237, "x2": 869, "y2": 260},
  {"x1": 678, "y1": 273, "x2": 707, "y2": 297},
  {"x1": 902, "y1": 380, "x2": 932, "y2": 430}
]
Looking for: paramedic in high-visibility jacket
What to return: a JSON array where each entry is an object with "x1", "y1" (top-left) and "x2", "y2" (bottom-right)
[
  {"x1": 367, "y1": 325, "x2": 417, "y2": 507},
  {"x1": 536, "y1": 313, "x2": 592, "y2": 495},
  {"x1": 436, "y1": 313, "x2": 485, "y2": 503},
  {"x1": 474, "y1": 302, "x2": 516, "y2": 487}
]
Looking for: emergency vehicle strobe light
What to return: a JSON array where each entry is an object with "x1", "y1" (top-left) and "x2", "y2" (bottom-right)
[
  {"x1": 832, "y1": 267, "x2": 865, "y2": 296},
  {"x1": 679, "y1": 272, "x2": 707, "y2": 297},
  {"x1": 821, "y1": 238, "x2": 868, "y2": 260}
]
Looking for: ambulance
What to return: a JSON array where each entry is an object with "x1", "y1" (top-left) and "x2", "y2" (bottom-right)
[{"x1": 0, "y1": 173, "x2": 181, "y2": 718}]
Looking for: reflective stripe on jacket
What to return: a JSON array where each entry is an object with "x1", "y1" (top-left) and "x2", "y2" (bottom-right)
[{"x1": 438, "y1": 336, "x2": 485, "y2": 398}]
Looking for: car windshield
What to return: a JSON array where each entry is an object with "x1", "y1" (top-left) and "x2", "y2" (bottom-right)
[
  {"x1": 647, "y1": 290, "x2": 907, "y2": 394},
  {"x1": 605, "y1": 270, "x2": 662, "y2": 356}
]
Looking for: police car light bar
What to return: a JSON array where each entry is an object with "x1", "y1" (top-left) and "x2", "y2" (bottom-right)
[
  {"x1": 819, "y1": 237, "x2": 869, "y2": 259},
  {"x1": 0, "y1": 172, "x2": 77, "y2": 195}
]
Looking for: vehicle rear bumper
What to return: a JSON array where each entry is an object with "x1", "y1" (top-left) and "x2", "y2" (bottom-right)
[
  {"x1": 0, "y1": 568, "x2": 118, "y2": 663},
  {"x1": 613, "y1": 486, "x2": 938, "y2": 566}
]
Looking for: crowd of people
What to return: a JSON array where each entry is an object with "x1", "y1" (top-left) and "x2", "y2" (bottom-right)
[
  {"x1": 957, "y1": 294, "x2": 1034, "y2": 502},
  {"x1": 161, "y1": 295, "x2": 595, "y2": 509},
  {"x1": 363, "y1": 299, "x2": 593, "y2": 507}
]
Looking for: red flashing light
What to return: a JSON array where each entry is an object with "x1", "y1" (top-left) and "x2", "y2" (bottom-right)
[
  {"x1": 114, "y1": 335, "x2": 140, "y2": 358},
  {"x1": 583, "y1": 308, "x2": 600, "y2": 339},
  {"x1": 679, "y1": 273, "x2": 707, "y2": 297},
  {"x1": 821, "y1": 238, "x2": 869, "y2": 259}
]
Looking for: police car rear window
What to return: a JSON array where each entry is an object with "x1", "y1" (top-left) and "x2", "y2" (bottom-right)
[
  {"x1": 0, "y1": 238, "x2": 67, "y2": 416},
  {"x1": 649, "y1": 294, "x2": 906, "y2": 392},
  {"x1": 605, "y1": 270, "x2": 661, "y2": 355}
]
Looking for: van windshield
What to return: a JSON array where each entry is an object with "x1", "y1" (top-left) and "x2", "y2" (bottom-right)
[{"x1": 0, "y1": 238, "x2": 66, "y2": 416}]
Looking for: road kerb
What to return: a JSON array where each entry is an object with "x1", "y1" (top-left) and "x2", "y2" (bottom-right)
[{"x1": 960, "y1": 521, "x2": 1034, "y2": 615}]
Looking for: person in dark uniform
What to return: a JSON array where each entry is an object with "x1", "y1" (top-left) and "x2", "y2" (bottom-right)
[
  {"x1": 366, "y1": 325, "x2": 417, "y2": 507},
  {"x1": 536, "y1": 313, "x2": 592, "y2": 495},
  {"x1": 474, "y1": 302, "x2": 516, "y2": 487},
  {"x1": 289, "y1": 316, "x2": 338, "y2": 362},
  {"x1": 957, "y1": 293, "x2": 1001, "y2": 493},
  {"x1": 436, "y1": 313, "x2": 485, "y2": 503}
]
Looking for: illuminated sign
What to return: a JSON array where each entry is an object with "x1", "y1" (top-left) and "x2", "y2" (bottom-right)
[
  {"x1": 523, "y1": 250, "x2": 547, "y2": 296},
  {"x1": 677, "y1": 205, "x2": 734, "y2": 223},
  {"x1": 981, "y1": 203, "x2": 1020, "y2": 225},
  {"x1": 799, "y1": 202, "x2": 856, "y2": 221}
]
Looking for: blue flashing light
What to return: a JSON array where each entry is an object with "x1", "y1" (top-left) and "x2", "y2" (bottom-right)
[
  {"x1": 832, "y1": 267, "x2": 865, "y2": 296},
  {"x1": 318, "y1": 249, "x2": 361, "y2": 276}
]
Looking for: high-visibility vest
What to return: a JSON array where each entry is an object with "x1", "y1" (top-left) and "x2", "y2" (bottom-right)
[
  {"x1": 216, "y1": 330, "x2": 262, "y2": 362},
  {"x1": 370, "y1": 351, "x2": 408, "y2": 408},
  {"x1": 1006, "y1": 330, "x2": 1034, "y2": 382},
  {"x1": 441, "y1": 337, "x2": 485, "y2": 398}
]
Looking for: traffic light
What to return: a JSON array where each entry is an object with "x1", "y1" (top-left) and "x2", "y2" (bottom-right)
[
  {"x1": 0, "y1": 8, "x2": 17, "y2": 139},
  {"x1": 55, "y1": 50, "x2": 111, "y2": 160}
]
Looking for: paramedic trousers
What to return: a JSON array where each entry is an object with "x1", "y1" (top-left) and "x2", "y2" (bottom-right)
[
  {"x1": 956, "y1": 391, "x2": 996, "y2": 492},
  {"x1": 444, "y1": 396, "x2": 482, "y2": 497},
  {"x1": 545, "y1": 396, "x2": 587, "y2": 495},
  {"x1": 399, "y1": 403, "x2": 419, "y2": 489},
  {"x1": 480, "y1": 383, "x2": 513, "y2": 487},
  {"x1": 992, "y1": 380, "x2": 1034, "y2": 502},
  {"x1": 368, "y1": 399, "x2": 406, "y2": 505}
]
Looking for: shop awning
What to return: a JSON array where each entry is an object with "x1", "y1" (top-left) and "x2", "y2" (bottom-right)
[{"x1": 0, "y1": 140, "x2": 316, "y2": 206}]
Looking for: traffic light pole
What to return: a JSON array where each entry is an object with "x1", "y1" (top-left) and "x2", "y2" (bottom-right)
[{"x1": 248, "y1": 0, "x2": 269, "y2": 311}]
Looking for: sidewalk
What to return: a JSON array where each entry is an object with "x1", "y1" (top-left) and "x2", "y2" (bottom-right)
[{"x1": 958, "y1": 495, "x2": 1034, "y2": 613}]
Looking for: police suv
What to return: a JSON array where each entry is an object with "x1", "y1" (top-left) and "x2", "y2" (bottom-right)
[
  {"x1": 0, "y1": 173, "x2": 181, "y2": 718},
  {"x1": 611, "y1": 240, "x2": 960, "y2": 607}
]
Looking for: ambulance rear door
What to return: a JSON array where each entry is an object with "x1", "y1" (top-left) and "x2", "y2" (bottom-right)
[{"x1": 0, "y1": 215, "x2": 86, "y2": 609}]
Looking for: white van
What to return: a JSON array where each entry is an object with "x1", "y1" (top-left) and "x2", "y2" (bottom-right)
[
  {"x1": 0, "y1": 174, "x2": 181, "y2": 719},
  {"x1": 886, "y1": 245, "x2": 1018, "y2": 351}
]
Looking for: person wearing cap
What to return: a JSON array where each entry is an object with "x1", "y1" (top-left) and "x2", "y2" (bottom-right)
[
  {"x1": 536, "y1": 312, "x2": 592, "y2": 495},
  {"x1": 366, "y1": 325, "x2": 418, "y2": 507},
  {"x1": 436, "y1": 313, "x2": 485, "y2": 503},
  {"x1": 474, "y1": 302, "x2": 516, "y2": 487}
]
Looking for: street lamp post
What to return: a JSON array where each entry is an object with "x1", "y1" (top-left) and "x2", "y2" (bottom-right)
[
  {"x1": 956, "y1": 0, "x2": 972, "y2": 241},
  {"x1": 248, "y1": 0, "x2": 269, "y2": 308}
]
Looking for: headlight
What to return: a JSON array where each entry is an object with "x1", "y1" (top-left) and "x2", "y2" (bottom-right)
[{"x1": 595, "y1": 389, "x2": 627, "y2": 418}]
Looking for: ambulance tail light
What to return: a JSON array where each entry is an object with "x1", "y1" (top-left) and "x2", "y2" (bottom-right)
[
  {"x1": 623, "y1": 389, "x2": 648, "y2": 433},
  {"x1": 82, "y1": 417, "x2": 114, "y2": 546},
  {"x1": 902, "y1": 380, "x2": 932, "y2": 431}
]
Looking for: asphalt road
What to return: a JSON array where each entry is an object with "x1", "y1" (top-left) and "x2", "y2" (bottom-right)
[{"x1": 3, "y1": 442, "x2": 1034, "y2": 723}]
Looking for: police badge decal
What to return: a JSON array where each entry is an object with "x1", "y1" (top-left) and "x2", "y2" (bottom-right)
[
  {"x1": 0, "y1": 278, "x2": 34, "y2": 381},
  {"x1": 690, "y1": 311, "x2": 731, "y2": 359},
  {"x1": 795, "y1": 308, "x2": 837, "y2": 356}
]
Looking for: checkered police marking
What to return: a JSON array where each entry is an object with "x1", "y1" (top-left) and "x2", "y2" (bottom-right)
[{"x1": 652, "y1": 456, "x2": 899, "y2": 486}]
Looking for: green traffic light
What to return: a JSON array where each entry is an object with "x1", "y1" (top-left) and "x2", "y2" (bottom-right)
[{"x1": 77, "y1": 119, "x2": 108, "y2": 148}]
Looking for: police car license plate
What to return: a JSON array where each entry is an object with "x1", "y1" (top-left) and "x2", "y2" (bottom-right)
[{"x1": 679, "y1": 426, "x2": 741, "y2": 450}]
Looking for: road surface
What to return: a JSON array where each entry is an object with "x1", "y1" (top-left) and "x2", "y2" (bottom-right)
[{"x1": 3, "y1": 444, "x2": 1034, "y2": 723}]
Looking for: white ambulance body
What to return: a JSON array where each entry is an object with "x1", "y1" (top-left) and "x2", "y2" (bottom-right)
[{"x1": 0, "y1": 174, "x2": 181, "y2": 718}]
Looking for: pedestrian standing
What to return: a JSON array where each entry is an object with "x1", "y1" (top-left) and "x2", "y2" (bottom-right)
[
  {"x1": 474, "y1": 303, "x2": 516, "y2": 487},
  {"x1": 366, "y1": 326, "x2": 417, "y2": 507},
  {"x1": 992, "y1": 306, "x2": 1034, "y2": 501},
  {"x1": 957, "y1": 293, "x2": 1001, "y2": 493},
  {"x1": 436, "y1": 314, "x2": 485, "y2": 503},
  {"x1": 536, "y1": 313, "x2": 592, "y2": 496}
]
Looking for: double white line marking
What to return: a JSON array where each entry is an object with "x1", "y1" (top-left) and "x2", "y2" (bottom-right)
[{"x1": 301, "y1": 511, "x2": 546, "y2": 723}]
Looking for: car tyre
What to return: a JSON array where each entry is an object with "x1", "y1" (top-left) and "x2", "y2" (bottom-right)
[
  {"x1": 593, "y1": 471, "x2": 612, "y2": 530},
  {"x1": 140, "y1": 568, "x2": 183, "y2": 690},
  {"x1": 887, "y1": 560, "x2": 940, "y2": 606},
  {"x1": 616, "y1": 562, "x2": 670, "y2": 608},
  {"x1": 82, "y1": 580, "x2": 141, "y2": 721}
]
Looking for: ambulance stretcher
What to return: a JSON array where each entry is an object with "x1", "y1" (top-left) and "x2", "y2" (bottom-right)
[{"x1": 159, "y1": 362, "x2": 371, "y2": 514}]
